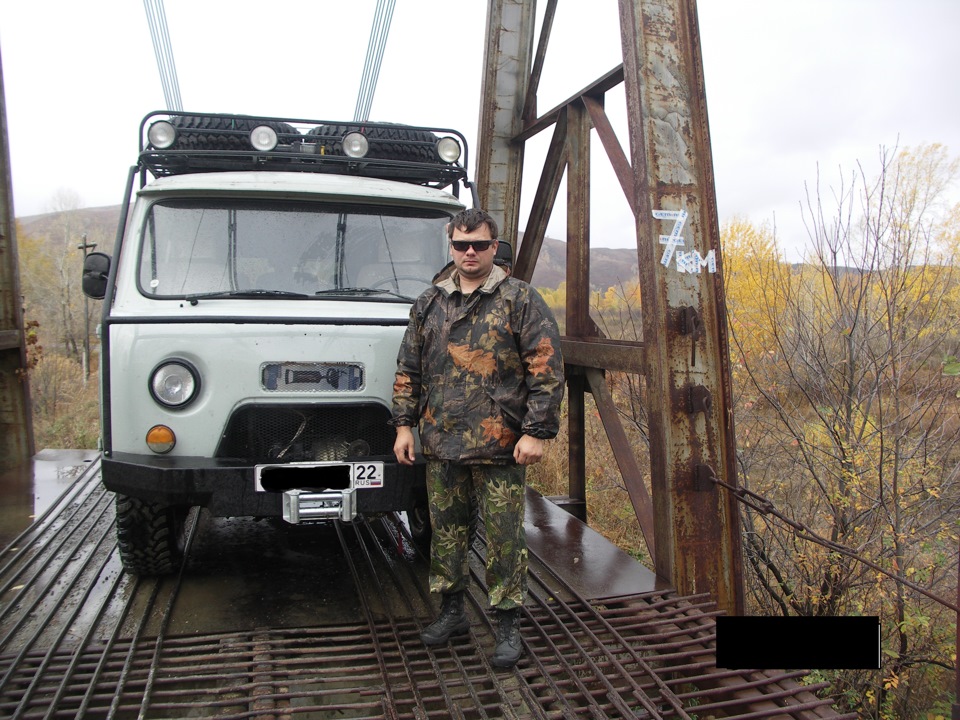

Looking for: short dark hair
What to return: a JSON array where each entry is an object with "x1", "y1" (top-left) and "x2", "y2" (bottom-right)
[{"x1": 447, "y1": 208, "x2": 499, "y2": 240}]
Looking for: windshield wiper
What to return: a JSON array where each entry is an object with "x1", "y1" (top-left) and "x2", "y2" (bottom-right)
[
  {"x1": 186, "y1": 289, "x2": 309, "y2": 304},
  {"x1": 313, "y1": 287, "x2": 413, "y2": 300}
]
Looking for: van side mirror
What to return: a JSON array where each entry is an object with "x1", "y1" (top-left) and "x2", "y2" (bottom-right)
[{"x1": 82, "y1": 251, "x2": 111, "y2": 299}]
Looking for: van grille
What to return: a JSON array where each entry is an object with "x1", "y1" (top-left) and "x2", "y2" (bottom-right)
[{"x1": 215, "y1": 403, "x2": 393, "y2": 463}]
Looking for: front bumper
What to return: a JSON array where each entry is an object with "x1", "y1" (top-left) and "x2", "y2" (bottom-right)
[{"x1": 101, "y1": 452, "x2": 426, "y2": 518}]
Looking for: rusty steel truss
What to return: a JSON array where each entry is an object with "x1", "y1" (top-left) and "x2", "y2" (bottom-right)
[
  {"x1": 0, "y1": 50, "x2": 34, "y2": 471},
  {"x1": 475, "y1": 0, "x2": 744, "y2": 615}
]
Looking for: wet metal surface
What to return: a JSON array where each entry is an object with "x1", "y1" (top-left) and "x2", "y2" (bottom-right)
[
  {"x1": 526, "y1": 483, "x2": 664, "y2": 602},
  {"x1": 0, "y1": 449, "x2": 98, "y2": 547},
  {"x1": 0, "y1": 453, "x2": 852, "y2": 718}
]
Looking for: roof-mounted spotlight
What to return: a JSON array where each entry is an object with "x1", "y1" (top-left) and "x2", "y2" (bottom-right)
[
  {"x1": 147, "y1": 121, "x2": 177, "y2": 149},
  {"x1": 436, "y1": 136, "x2": 462, "y2": 164},
  {"x1": 250, "y1": 125, "x2": 279, "y2": 152},
  {"x1": 342, "y1": 132, "x2": 369, "y2": 158}
]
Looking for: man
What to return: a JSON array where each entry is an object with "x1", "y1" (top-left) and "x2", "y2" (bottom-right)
[
  {"x1": 391, "y1": 208, "x2": 564, "y2": 668},
  {"x1": 431, "y1": 238, "x2": 513, "y2": 282}
]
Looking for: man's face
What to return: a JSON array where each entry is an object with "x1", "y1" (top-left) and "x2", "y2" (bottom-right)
[{"x1": 450, "y1": 225, "x2": 498, "y2": 282}]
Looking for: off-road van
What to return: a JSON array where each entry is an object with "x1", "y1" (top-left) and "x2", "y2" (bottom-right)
[{"x1": 82, "y1": 111, "x2": 475, "y2": 574}]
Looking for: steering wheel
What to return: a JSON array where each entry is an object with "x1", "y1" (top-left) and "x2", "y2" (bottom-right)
[{"x1": 371, "y1": 276, "x2": 432, "y2": 291}]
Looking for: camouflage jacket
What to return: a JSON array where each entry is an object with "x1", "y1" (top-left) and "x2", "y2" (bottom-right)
[{"x1": 391, "y1": 265, "x2": 565, "y2": 463}]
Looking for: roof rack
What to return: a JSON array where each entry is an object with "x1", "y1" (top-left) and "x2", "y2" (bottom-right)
[{"x1": 138, "y1": 111, "x2": 469, "y2": 190}]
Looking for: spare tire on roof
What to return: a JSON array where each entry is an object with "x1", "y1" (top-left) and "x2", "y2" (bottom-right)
[
  {"x1": 164, "y1": 115, "x2": 300, "y2": 150},
  {"x1": 306, "y1": 123, "x2": 440, "y2": 162}
]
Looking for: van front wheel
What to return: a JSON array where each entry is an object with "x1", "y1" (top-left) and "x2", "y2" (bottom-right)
[
  {"x1": 115, "y1": 494, "x2": 189, "y2": 575},
  {"x1": 408, "y1": 504, "x2": 432, "y2": 544}
]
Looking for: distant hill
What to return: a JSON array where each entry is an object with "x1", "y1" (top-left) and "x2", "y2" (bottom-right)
[
  {"x1": 17, "y1": 205, "x2": 125, "y2": 255},
  {"x1": 17, "y1": 206, "x2": 640, "y2": 292},
  {"x1": 525, "y1": 233, "x2": 639, "y2": 291}
]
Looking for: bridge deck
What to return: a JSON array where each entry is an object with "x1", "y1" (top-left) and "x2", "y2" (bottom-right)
[{"x1": 0, "y1": 451, "x2": 850, "y2": 719}]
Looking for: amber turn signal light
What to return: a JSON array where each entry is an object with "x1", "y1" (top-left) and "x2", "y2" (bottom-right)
[{"x1": 146, "y1": 425, "x2": 176, "y2": 454}]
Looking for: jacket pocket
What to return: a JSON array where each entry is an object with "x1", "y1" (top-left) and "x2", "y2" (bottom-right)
[{"x1": 488, "y1": 383, "x2": 524, "y2": 435}]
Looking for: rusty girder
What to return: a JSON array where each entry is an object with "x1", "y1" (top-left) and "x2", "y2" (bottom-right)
[{"x1": 476, "y1": 0, "x2": 744, "y2": 615}]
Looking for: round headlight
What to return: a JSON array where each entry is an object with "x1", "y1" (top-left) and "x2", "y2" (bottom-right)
[
  {"x1": 342, "y1": 132, "x2": 369, "y2": 158},
  {"x1": 436, "y1": 137, "x2": 462, "y2": 163},
  {"x1": 150, "y1": 359, "x2": 200, "y2": 408},
  {"x1": 250, "y1": 125, "x2": 279, "y2": 152},
  {"x1": 148, "y1": 121, "x2": 177, "y2": 149}
]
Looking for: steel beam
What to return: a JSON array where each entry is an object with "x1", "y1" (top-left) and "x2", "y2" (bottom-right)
[
  {"x1": 0, "y1": 49, "x2": 34, "y2": 469},
  {"x1": 514, "y1": 109, "x2": 567, "y2": 283},
  {"x1": 0, "y1": 50, "x2": 34, "y2": 470},
  {"x1": 618, "y1": 0, "x2": 743, "y2": 614},
  {"x1": 564, "y1": 100, "x2": 591, "y2": 520},
  {"x1": 475, "y1": 0, "x2": 537, "y2": 250},
  {"x1": 478, "y1": 0, "x2": 744, "y2": 615},
  {"x1": 586, "y1": 368, "x2": 656, "y2": 557}
]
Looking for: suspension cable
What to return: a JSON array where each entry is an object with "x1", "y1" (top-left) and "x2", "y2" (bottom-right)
[
  {"x1": 353, "y1": 0, "x2": 396, "y2": 122},
  {"x1": 143, "y1": 0, "x2": 183, "y2": 111}
]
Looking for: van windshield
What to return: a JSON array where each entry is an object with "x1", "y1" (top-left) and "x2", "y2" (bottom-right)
[{"x1": 138, "y1": 199, "x2": 453, "y2": 299}]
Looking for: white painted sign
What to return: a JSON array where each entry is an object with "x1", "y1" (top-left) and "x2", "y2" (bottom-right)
[
  {"x1": 653, "y1": 208, "x2": 687, "y2": 267},
  {"x1": 652, "y1": 207, "x2": 717, "y2": 274}
]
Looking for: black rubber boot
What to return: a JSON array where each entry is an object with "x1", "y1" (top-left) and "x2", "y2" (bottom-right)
[
  {"x1": 421, "y1": 592, "x2": 470, "y2": 646},
  {"x1": 490, "y1": 608, "x2": 523, "y2": 668}
]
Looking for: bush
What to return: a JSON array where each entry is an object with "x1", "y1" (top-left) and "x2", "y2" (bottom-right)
[{"x1": 29, "y1": 354, "x2": 100, "y2": 450}]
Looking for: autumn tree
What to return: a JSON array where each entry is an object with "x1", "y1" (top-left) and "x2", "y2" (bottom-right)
[
  {"x1": 18, "y1": 191, "x2": 110, "y2": 371},
  {"x1": 725, "y1": 144, "x2": 960, "y2": 718},
  {"x1": 17, "y1": 194, "x2": 106, "y2": 448}
]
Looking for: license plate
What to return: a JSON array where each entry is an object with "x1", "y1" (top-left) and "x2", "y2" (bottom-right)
[
  {"x1": 352, "y1": 461, "x2": 384, "y2": 488},
  {"x1": 255, "y1": 461, "x2": 384, "y2": 491}
]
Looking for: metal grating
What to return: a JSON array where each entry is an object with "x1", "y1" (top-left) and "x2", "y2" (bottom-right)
[
  {"x1": 0, "y1": 602, "x2": 850, "y2": 720},
  {"x1": 1, "y1": 624, "x2": 515, "y2": 719},
  {"x1": 0, "y1": 456, "x2": 854, "y2": 720}
]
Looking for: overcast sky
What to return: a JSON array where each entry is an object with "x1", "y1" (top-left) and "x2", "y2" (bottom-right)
[{"x1": 2, "y1": 1, "x2": 958, "y2": 259}]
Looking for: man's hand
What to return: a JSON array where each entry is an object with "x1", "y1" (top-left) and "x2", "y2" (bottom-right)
[
  {"x1": 394, "y1": 425, "x2": 416, "y2": 466},
  {"x1": 514, "y1": 434, "x2": 545, "y2": 465}
]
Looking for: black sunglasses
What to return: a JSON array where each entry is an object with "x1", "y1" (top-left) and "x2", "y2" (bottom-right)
[{"x1": 450, "y1": 239, "x2": 495, "y2": 252}]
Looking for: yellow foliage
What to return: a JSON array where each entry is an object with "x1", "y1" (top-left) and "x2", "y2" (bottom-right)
[
  {"x1": 721, "y1": 218, "x2": 790, "y2": 367},
  {"x1": 727, "y1": 146, "x2": 960, "y2": 717}
]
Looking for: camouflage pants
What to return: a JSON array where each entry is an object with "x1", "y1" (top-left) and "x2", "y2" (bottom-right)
[{"x1": 425, "y1": 460, "x2": 527, "y2": 610}]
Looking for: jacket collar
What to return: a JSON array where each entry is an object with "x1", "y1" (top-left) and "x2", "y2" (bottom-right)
[{"x1": 436, "y1": 264, "x2": 508, "y2": 296}]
